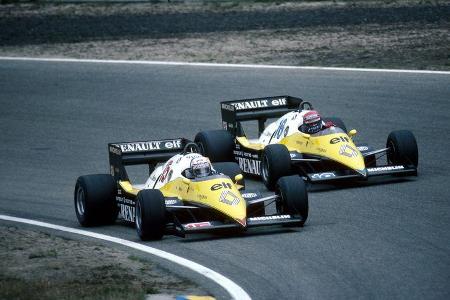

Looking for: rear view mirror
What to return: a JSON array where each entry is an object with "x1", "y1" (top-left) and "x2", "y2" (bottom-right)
[
  {"x1": 300, "y1": 132, "x2": 311, "y2": 139},
  {"x1": 348, "y1": 129, "x2": 357, "y2": 137},
  {"x1": 234, "y1": 174, "x2": 243, "y2": 182}
]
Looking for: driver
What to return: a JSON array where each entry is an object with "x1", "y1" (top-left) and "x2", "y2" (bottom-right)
[
  {"x1": 190, "y1": 156, "x2": 212, "y2": 178},
  {"x1": 299, "y1": 110, "x2": 333, "y2": 134}
]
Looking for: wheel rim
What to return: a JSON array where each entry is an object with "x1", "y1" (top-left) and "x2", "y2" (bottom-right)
[
  {"x1": 76, "y1": 186, "x2": 85, "y2": 216},
  {"x1": 262, "y1": 155, "x2": 269, "y2": 183},
  {"x1": 388, "y1": 140, "x2": 396, "y2": 164},
  {"x1": 135, "y1": 200, "x2": 142, "y2": 231}
]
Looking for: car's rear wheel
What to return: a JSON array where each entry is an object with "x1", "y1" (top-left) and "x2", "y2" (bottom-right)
[
  {"x1": 276, "y1": 175, "x2": 308, "y2": 227},
  {"x1": 212, "y1": 162, "x2": 245, "y2": 189},
  {"x1": 195, "y1": 130, "x2": 234, "y2": 162},
  {"x1": 135, "y1": 189, "x2": 166, "y2": 241},
  {"x1": 386, "y1": 130, "x2": 418, "y2": 167},
  {"x1": 261, "y1": 144, "x2": 291, "y2": 190},
  {"x1": 74, "y1": 174, "x2": 118, "y2": 226},
  {"x1": 323, "y1": 117, "x2": 347, "y2": 133}
]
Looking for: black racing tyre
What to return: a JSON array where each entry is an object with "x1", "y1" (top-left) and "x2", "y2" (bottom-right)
[
  {"x1": 195, "y1": 130, "x2": 234, "y2": 162},
  {"x1": 135, "y1": 189, "x2": 166, "y2": 241},
  {"x1": 213, "y1": 162, "x2": 245, "y2": 189},
  {"x1": 276, "y1": 175, "x2": 308, "y2": 226},
  {"x1": 261, "y1": 144, "x2": 292, "y2": 190},
  {"x1": 323, "y1": 117, "x2": 347, "y2": 133},
  {"x1": 386, "y1": 130, "x2": 418, "y2": 167},
  {"x1": 74, "y1": 174, "x2": 118, "y2": 227}
]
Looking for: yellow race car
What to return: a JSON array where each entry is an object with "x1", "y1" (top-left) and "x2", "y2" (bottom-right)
[
  {"x1": 74, "y1": 138, "x2": 308, "y2": 240},
  {"x1": 195, "y1": 95, "x2": 418, "y2": 190}
]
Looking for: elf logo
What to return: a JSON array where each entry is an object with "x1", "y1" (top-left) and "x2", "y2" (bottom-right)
[
  {"x1": 211, "y1": 182, "x2": 233, "y2": 191},
  {"x1": 330, "y1": 136, "x2": 350, "y2": 144}
]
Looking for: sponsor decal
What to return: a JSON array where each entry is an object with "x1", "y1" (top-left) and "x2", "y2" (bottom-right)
[
  {"x1": 357, "y1": 146, "x2": 369, "y2": 151},
  {"x1": 159, "y1": 161, "x2": 173, "y2": 182},
  {"x1": 317, "y1": 147, "x2": 326, "y2": 153},
  {"x1": 221, "y1": 103, "x2": 235, "y2": 111},
  {"x1": 184, "y1": 222, "x2": 211, "y2": 229},
  {"x1": 330, "y1": 136, "x2": 350, "y2": 144},
  {"x1": 231, "y1": 97, "x2": 287, "y2": 111},
  {"x1": 242, "y1": 193, "x2": 257, "y2": 198},
  {"x1": 165, "y1": 199, "x2": 178, "y2": 205},
  {"x1": 237, "y1": 157, "x2": 261, "y2": 175},
  {"x1": 109, "y1": 146, "x2": 121, "y2": 155},
  {"x1": 367, "y1": 165, "x2": 405, "y2": 172},
  {"x1": 119, "y1": 204, "x2": 135, "y2": 222},
  {"x1": 248, "y1": 215, "x2": 291, "y2": 221},
  {"x1": 220, "y1": 191, "x2": 240, "y2": 206},
  {"x1": 119, "y1": 139, "x2": 182, "y2": 153},
  {"x1": 311, "y1": 172, "x2": 336, "y2": 179},
  {"x1": 339, "y1": 144, "x2": 358, "y2": 158},
  {"x1": 210, "y1": 182, "x2": 233, "y2": 191},
  {"x1": 290, "y1": 153, "x2": 296, "y2": 158}
]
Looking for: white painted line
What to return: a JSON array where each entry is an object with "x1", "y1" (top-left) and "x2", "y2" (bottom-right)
[
  {"x1": 1, "y1": 56, "x2": 449, "y2": 75},
  {"x1": 0, "y1": 214, "x2": 251, "y2": 300}
]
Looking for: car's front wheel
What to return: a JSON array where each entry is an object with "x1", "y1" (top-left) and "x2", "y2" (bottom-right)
[
  {"x1": 135, "y1": 189, "x2": 166, "y2": 241},
  {"x1": 276, "y1": 175, "x2": 308, "y2": 227},
  {"x1": 261, "y1": 144, "x2": 292, "y2": 190},
  {"x1": 387, "y1": 130, "x2": 418, "y2": 167}
]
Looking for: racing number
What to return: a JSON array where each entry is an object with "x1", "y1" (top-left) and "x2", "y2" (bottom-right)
[{"x1": 275, "y1": 119, "x2": 287, "y2": 139}]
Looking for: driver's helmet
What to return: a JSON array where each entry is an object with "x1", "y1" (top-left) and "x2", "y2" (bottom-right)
[
  {"x1": 190, "y1": 156, "x2": 212, "y2": 178},
  {"x1": 301, "y1": 110, "x2": 322, "y2": 134}
]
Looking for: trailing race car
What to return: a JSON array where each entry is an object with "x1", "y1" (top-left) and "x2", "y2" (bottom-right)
[
  {"x1": 195, "y1": 95, "x2": 418, "y2": 190},
  {"x1": 74, "y1": 138, "x2": 308, "y2": 240}
]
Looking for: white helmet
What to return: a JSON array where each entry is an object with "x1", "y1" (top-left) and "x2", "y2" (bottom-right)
[{"x1": 190, "y1": 156, "x2": 212, "y2": 178}]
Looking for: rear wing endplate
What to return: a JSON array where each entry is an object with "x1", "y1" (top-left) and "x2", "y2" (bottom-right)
[
  {"x1": 108, "y1": 138, "x2": 190, "y2": 181},
  {"x1": 220, "y1": 95, "x2": 303, "y2": 136}
]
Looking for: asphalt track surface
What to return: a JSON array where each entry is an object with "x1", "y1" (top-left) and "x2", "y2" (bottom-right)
[{"x1": 1, "y1": 59, "x2": 449, "y2": 299}]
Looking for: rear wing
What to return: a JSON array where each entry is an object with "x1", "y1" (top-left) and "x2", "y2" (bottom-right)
[
  {"x1": 108, "y1": 138, "x2": 191, "y2": 181},
  {"x1": 220, "y1": 95, "x2": 303, "y2": 136}
]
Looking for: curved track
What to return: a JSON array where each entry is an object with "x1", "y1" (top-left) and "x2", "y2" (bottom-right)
[{"x1": 0, "y1": 59, "x2": 449, "y2": 299}]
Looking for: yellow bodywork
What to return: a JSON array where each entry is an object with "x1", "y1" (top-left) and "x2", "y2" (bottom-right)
[
  {"x1": 241, "y1": 132, "x2": 366, "y2": 174},
  {"x1": 120, "y1": 176, "x2": 247, "y2": 227}
]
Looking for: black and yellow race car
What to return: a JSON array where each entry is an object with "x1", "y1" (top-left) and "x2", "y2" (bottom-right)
[
  {"x1": 195, "y1": 95, "x2": 418, "y2": 190},
  {"x1": 74, "y1": 138, "x2": 308, "y2": 240}
]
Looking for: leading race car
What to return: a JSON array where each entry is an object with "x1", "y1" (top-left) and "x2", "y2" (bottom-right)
[
  {"x1": 195, "y1": 95, "x2": 418, "y2": 190},
  {"x1": 74, "y1": 138, "x2": 308, "y2": 240}
]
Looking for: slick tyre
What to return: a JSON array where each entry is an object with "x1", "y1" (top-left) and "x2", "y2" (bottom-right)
[
  {"x1": 276, "y1": 175, "x2": 308, "y2": 227},
  {"x1": 213, "y1": 162, "x2": 245, "y2": 189},
  {"x1": 323, "y1": 117, "x2": 347, "y2": 133},
  {"x1": 135, "y1": 189, "x2": 166, "y2": 241},
  {"x1": 262, "y1": 144, "x2": 291, "y2": 190},
  {"x1": 74, "y1": 174, "x2": 118, "y2": 227},
  {"x1": 195, "y1": 130, "x2": 234, "y2": 162},
  {"x1": 387, "y1": 130, "x2": 418, "y2": 167}
]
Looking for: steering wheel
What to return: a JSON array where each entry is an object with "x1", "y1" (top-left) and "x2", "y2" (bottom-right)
[
  {"x1": 183, "y1": 142, "x2": 200, "y2": 154},
  {"x1": 299, "y1": 101, "x2": 314, "y2": 111}
]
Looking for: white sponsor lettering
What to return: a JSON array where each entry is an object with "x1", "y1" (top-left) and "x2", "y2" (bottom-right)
[
  {"x1": 184, "y1": 222, "x2": 211, "y2": 229},
  {"x1": 270, "y1": 98, "x2": 287, "y2": 106},
  {"x1": 165, "y1": 199, "x2": 178, "y2": 205},
  {"x1": 248, "y1": 215, "x2": 291, "y2": 221},
  {"x1": 241, "y1": 193, "x2": 257, "y2": 198},
  {"x1": 311, "y1": 172, "x2": 336, "y2": 179},
  {"x1": 120, "y1": 141, "x2": 162, "y2": 153},
  {"x1": 232, "y1": 100, "x2": 269, "y2": 111},
  {"x1": 165, "y1": 140, "x2": 182, "y2": 149},
  {"x1": 357, "y1": 146, "x2": 369, "y2": 151},
  {"x1": 221, "y1": 103, "x2": 235, "y2": 111},
  {"x1": 109, "y1": 146, "x2": 121, "y2": 155},
  {"x1": 237, "y1": 157, "x2": 261, "y2": 175},
  {"x1": 367, "y1": 165, "x2": 405, "y2": 172},
  {"x1": 119, "y1": 204, "x2": 135, "y2": 222}
]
